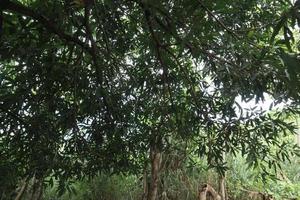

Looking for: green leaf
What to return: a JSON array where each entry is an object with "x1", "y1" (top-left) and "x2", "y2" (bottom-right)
[
  {"x1": 271, "y1": 14, "x2": 288, "y2": 43},
  {"x1": 280, "y1": 51, "x2": 300, "y2": 83}
]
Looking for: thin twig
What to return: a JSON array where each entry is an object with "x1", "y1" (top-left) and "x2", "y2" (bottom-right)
[{"x1": 196, "y1": 0, "x2": 239, "y2": 39}]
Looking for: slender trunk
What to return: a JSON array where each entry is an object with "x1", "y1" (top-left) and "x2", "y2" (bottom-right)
[
  {"x1": 142, "y1": 164, "x2": 148, "y2": 200},
  {"x1": 296, "y1": 119, "x2": 300, "y2": 146},
  {"x1": 15, "y1": 176, "x2": 29, "y2": 200},
  {"x1": 218, "y1": 175, "x2": 226, "y2": 200},
  {"x1": 35, "y1": 180, "x2": 43, "y2": 200},
  {"x1": 31, "y1": 177, "x2": 43, "y2": 200},
  {"x1": 147, "y1": 145, "x2": 161, "y2": 200},
  {"x1": 30, "y1": 175, "x2": 36, "y2": 200},
  {"x1": 296, "y1": 131, "x2": 300, "y2": 146},
  {"x1": 218, "y1": 151, "x2": 227, "y2": 200}
]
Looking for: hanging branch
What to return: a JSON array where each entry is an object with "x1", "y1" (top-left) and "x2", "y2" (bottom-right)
[
  {"x1": 196, "y1": 0, "x2": 239, "y2": 39},
  {"x1": 140, "y1": 2, "x2": 184, "y2": 134},
  {"x1": 1, "y1": 0, "x2": 93, "y2": 54}
]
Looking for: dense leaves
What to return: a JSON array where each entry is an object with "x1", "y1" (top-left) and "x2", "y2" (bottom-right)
[{"x1": 0, "y1": 0, "x2": 300, "y2": 197}]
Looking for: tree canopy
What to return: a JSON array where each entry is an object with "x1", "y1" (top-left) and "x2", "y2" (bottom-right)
[{"x1": 1, "y1": 0, "x2": 300, "y2": 198}]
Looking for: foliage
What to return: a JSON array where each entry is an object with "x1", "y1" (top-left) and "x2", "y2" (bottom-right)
[
  {"x1": 1, "y1": 0, "x2": 300, "y2": 198},
  {"x1": 0, "y1": 156, "x2": 20, "y2": 199},
  {"x1": 40, "y1": 153, "x2": 300, "y2": 200},
  {"x1": 44, "y1": 174, "x2": 141, "y2": 200},
  {"x1": 226, "y1": 153, "x2": 300, "y2": 200}
]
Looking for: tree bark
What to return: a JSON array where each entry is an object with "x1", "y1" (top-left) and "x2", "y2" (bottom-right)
[
  {"x1": 35, "y1": 180, "x2": 43, "y2": 200},
  {"x1": 142, "y1": 164, "x2": 149, "y2": 200},
  {"x1": 14, "y1": 176, "x2": 29, "y2": 200},
  {"x1": 218, "y1": 175, "x2": 226, "y2": 200},
  {"x1": 147, "y1": 145, "x2": 161, "y2": 200},
  {"x1": 218, "y1": 152, "x2": 227, "y2": 200},
  {"x1": 296, "y1": 130, "x2": 300, "y2": 146},
  {"x1": 30, "y1": 177, "x2": 43, "y2": 200}
]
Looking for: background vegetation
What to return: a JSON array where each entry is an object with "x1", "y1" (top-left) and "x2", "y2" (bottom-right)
[{"x1": 41, "y1": 153, "x2": 300, "y2": 200}]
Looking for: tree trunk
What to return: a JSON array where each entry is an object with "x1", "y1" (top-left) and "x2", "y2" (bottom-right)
[
  {"x1": 147, "y1": 145, "x2": 161, "y2": 200},
  {"x1": 218, "y1": 151, "x2": 227, "y2": 200},
  {"x1": 296, "y1": 130, "x2": 300, "y2": 146},
  {"x1": 296, "y1": 120, "x2": 300, "y2": 146},
  {"x1": 218, "y1": 175, "x2": 226, "y2": 200},
  {"x1": 142, "y1": 164, "x2": 148, "y2": 200},
  {"x1": 35, "y1": 180, "x2": 43, "y2": 200},
  {"x1": 14, "y1": 176, "x2": 29, "y2": 200},
  {"x1": 30, "y1": 177, "x2": 43, "y2": 200}
]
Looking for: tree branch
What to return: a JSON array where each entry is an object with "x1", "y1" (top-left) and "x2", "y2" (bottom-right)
[
  {"x1": 142, "y1": 4, "x2": 168, "y2": 86},
  {"x1": 196, "y1": 0, "x2": 239, "y2": 39},
  {"x1": 1, "y1": 0, "x2": 93, "y2": 54}
]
